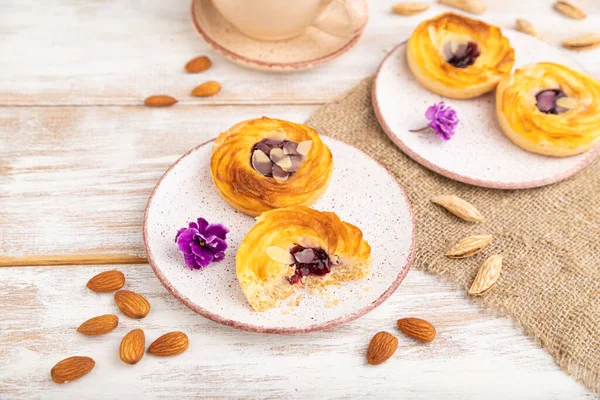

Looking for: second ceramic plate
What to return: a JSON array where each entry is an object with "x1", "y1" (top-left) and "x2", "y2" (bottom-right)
[
  {"x1": 373, "y1": 31, "x2": 600, "y2": 189},
  {"x1": 144, "y1": 137, "x2": 415, "y2": 333}
]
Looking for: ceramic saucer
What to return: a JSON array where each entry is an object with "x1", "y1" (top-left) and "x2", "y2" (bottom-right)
[
  {"x1": 143, "y1": 137, "x2": 415, "y2": 334},
  {"x1": 373, "y1": 31, "x2": 600, "y2": 189},
  {"x1": 190, "y1": 0, "x2": 364, "y2": 71}
]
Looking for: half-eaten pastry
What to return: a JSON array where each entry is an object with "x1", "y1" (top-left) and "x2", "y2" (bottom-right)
[{"x1": 236, "y1": 206, "x2": 372, "y2": 311}]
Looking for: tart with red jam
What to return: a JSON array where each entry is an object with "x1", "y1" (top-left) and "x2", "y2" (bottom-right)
[
  {"x1": 210, "y1": 117, "x2": 333, "y2": 216},
  {"x1": 407, "y1": 13, "x2": 514, "y2": 99},
  {"x1": 496, "y1": 62, "x2": 600, "y2": 157},
  {"x1": 236, "y1": 206, "x2": 372, "y2": 311}
]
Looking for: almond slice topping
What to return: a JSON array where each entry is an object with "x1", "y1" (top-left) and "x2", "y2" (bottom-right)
[
  {"x1": 281, "y1": 155, "x2": 304, "y2": 173},
  {"x1": 251, "y1": 149, "x2": 272, "y2": 176},
  {"x1": 296, "y1": 140, "x2": 313, "y2": 157},
  {"x1": 272, "y1": 165, "x2": 290, "y2": 183},
  {"x1": 555, "y1": 97, "x2": 579, "y2": 110},
  {"x1": 269, "y1": 148, "x2": 286, "y2": 163},
  {"x1": 265, "y1": 128, "x2": 287, "y2": 141},
  {"x1": 275, "y1": 155, "x2": 292, "y2": 170},
  {"x1": 267, "y1": 246, "x2": 294, "y2": 264}
]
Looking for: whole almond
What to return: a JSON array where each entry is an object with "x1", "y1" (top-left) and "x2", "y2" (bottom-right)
[
  {"x1": 438, "y1": 0, "x2": 486, "y2": 15},
  {"x1": 562, "y1": 33, "x2": 600, "y2": 51},
  {"x1": 515, "y1": 19, "x2": 540, "y2": 39},
  {"x1": 446, "y1": 234, "x2": 493, "y2": 258},
  {"x1": 554, "y1": 1, "x2": 586, "y2": 19},
  {"x1": 397, "y1": 318, "x2": 436, "y2": 342},
  {"x1": 114, "y1": 290, "x2": 151, "y2": 319},
  {"x1": 185, "y1": 56, "x2": 212, "y2": 73},
  {"x1": 192, "y1": 81, "x2": 221, "y2": 97},
  {"x1": 119, "y1": 329, "x2": 145, "y2": 365},
  {"x1": 51, "y1": 356, "x2": 95, "y2": 383},
  {"x1": 144, "y1": 95, "x2": 178, "y2": 107},
  {"x1": 392, "y1": 2, "x2": 430, "y2": 15},
  {"x1": 366, "y1": 332, "x2": 398, "y2": 365},
  {"x1": 469, "y1": 255, "x2": 503, "y2": 296},
  {"x1": 148, "y1": 332, "x2": 189, "y2": 356},
  {"x1": 431, "y1": 195, "x2": 484, "y2": 222},
  {"x1": 77, "y1": 314, "x2": 119, "y2": 336},
  {"x1": 86, "y1": 270, "x2": 125, "y2": 293}
]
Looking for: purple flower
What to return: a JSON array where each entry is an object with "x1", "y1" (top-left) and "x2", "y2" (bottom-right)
[
  {"x1": 410, "y1": 102, "x2": 459, "y2": 141},
  {"x1": 175, "y1": 218, "x2": 229, "y2": 270}
]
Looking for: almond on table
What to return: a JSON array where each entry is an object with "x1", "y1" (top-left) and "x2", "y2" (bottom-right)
[
  {"x1": 366, "y1": 331, "x2": 398, "y2": 365},
  {"x1": 114, "y1": 290, "x2": 151, "y2": 319},
  {"x1": 397, "y1": 318, "x2": 436, "y2": 342},
  {"x1": 191, "y1": 81, "x2": 221, "y2": 97},
  {"x1": 431, "y1": 195, "x2": 485, "y2": 222},
  {"x1": 86, "y1": 270, "x2": 125, "y2": 293},
  {"x1": 438, "y1": 0, "x2": 486, "y2": 15},
  {"x1": 185, "y1": 55, "x2": 212, "y2": 73},
  {"x1": 119, "y1": 329, "x2": 145, "y2": 365},
  {"x1": 468, "y1": 255, "x2": 503, "y2": 296},
  {"x1": 144, "y1": 95, "x2": 178, "y2": 107},
  {"x1": 392, "y1": 2, "x2": 430, "y2": 15},
  {"x1": 562, "y1": 34, "x2": 600, "y2": 51},
  {"x1": 77, "y1": 314, "x2": 119, "y2": 336},
  {"x1": 515, "y1": 19, "x2": 540, "y2": 39},
  {"x1": 148, "y1": 332, "x2": 189, "y2": 356},
  {"x1": 446, "y1": 234, "x2": 493, "y2": 258},
  {"x1": 553, "y1": 1, "x2": 586, "y2": 19},
  {"x1": 50, "y1": 356, "x2": 95, "y2": 383}
]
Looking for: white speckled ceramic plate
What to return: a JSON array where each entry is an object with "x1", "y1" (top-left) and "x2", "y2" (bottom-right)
[
  {"x1": 143, "y1": 137, "x2": 415, "y2": 333},
  {"x1": 373, "y1": 31, "x2": 600, "y2": 189},
  {"x1": 190, "y1": 0, "x2": 364, "y2": 71}
]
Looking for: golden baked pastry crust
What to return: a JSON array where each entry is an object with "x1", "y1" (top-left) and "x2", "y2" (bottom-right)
[
  {"x1": 236, "y1": 206, "x2": 372, "y2": 312},
  {"x1": 210, "y1": 117, "x2": 333, "y2": 216},
  {"x1": 496, "y1": 62, "x2": 600, "y2": 157},
  {"x1": 407, "y1": 13, "x2": 514, "y2": 99}
]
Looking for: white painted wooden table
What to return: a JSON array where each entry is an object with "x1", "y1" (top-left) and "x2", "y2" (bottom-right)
[{"x1": 1, "y1": 1, "x2": 599, "y2": 398}]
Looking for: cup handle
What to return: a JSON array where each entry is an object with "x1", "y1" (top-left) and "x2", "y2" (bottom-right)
[{"x1": 311, "y1": 0, "x2": 368, "y2": 38}]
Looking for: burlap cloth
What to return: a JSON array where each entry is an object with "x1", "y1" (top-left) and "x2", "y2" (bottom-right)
[{"x1": 306, "y1": 78, "x2": 600, "y2": 393}]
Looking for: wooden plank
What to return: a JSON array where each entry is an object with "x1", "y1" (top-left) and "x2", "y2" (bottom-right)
[
  {"x1": 1, "y1": 0, "x2": 599, "y2": 106},
  {"x1": 0, "y1": 254, "x2": 147, "y2": 267},
  {"x1": 0, "y1": 105, "x2": 314, "y2": 260},
  {"x1": 0, "y1": 265, "x2": 594, "y2": 399}
]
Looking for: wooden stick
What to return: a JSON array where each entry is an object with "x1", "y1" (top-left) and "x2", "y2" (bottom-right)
[{"x1": 0, "y1": 254, "x2": 148, "y2": 267}]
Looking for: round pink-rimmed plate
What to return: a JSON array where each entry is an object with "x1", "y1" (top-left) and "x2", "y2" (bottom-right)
[
  {"x1": 143, "y1": 136, "x2": 415, "y2": 334},
  {"x1": 190, "y1": 0, "x2": 364, "y2": 72},
  {"x1": 373, "y1": 31, "x2": 600, "y2": 189}
]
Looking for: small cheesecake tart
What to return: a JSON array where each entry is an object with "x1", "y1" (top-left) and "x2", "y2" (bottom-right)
[
  {"x1": 236, "y1": 206, "x2": 372, "y2": 312},
  {"x1": 496, "y1": 62, "x2": 600, "y2": 157},
  {"x1": 407, "y1": 12, "x2": 515, "y2": 99},
  {"x1": 210, "y1": 117, "x2": 333, "y2": 216}
]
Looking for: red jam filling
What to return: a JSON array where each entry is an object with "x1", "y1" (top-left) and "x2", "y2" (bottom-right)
[
  {"x1": 286, "y1": 245, "x2": 331, "y2": 285},
  {"x1": 447, "y1": 42, "x2": 480, "y2": 69}
]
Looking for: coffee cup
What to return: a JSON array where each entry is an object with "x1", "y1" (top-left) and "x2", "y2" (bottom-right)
[{"x1": 211, "y1": 0, "x2": 368, "y2": 41}]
